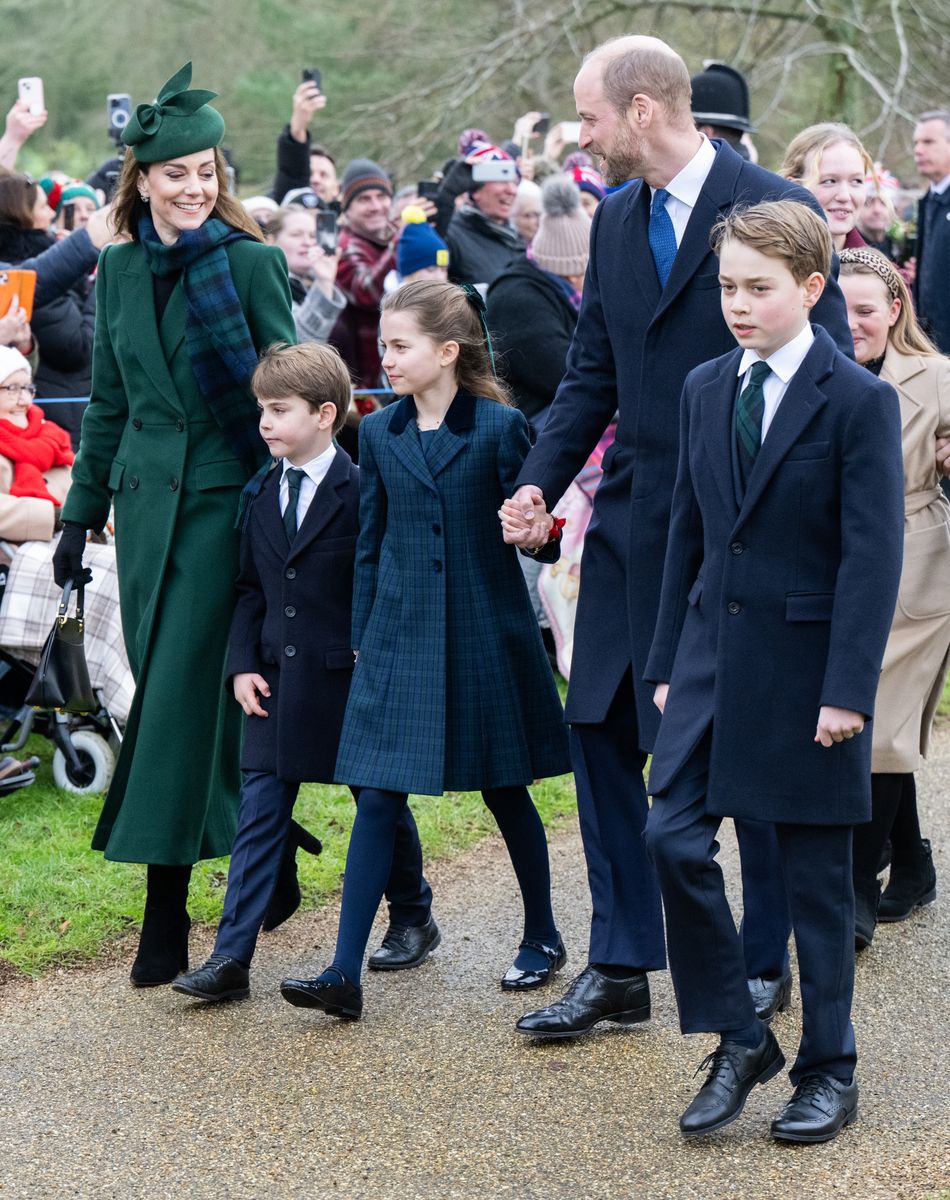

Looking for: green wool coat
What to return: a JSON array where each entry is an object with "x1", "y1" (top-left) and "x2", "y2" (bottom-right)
[{"x1": 62, "y1": 238, "x2": 295, "y2": 864}]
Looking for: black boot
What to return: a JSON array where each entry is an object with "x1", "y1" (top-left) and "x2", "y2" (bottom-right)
[
  {"x1": 879, "y1": 839, "x2": 937, "y2": 922},
  {"x1": 131, "y1": 865, "x2": 192, "y2": 987},
  {"x1": 854, "y1": 878, "x2": 881, "y2": 951},
  {"x1": 262, "y1": 820, "x2": 323, "y2": 932}
]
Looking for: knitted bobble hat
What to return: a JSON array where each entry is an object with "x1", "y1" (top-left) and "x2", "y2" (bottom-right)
[
  {"x1": 531, "y1": 176, "x2": 591, "y2": 277},
  {"x1": 0, "y1": 346, "x2": 33, "y2": 386},
  {"x1": 396, "y1": 206, "x2": 450, "y2": 278}
]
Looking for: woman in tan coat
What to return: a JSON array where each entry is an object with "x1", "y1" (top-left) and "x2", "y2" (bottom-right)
[{"x1": 839, "y1": 248, "x2": 949, "y2": 946}]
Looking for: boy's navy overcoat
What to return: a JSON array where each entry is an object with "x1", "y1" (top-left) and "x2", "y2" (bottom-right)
[
  {"x1": 645, "y1": 327, "x2": 904, "y2": 824},
  {"x1": 335, "y1": 391, "x2": 570, "y2": 796},
  {"x1": 227, "y1": 446, "x2": 359, "y2": 783}
]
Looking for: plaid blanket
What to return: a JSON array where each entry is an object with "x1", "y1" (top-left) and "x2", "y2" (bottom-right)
[{"x1": 0, "y1": 538, "x2": 134, "y2": 722}]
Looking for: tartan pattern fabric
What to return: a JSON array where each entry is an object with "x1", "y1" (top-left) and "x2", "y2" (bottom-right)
[
  {"x1": 735, "y1": 360, "x2": 771, "y2": 486},
  {"x1": 0, "y1": 538, "x2": 134, "y2": 721},
  {"x1": 282, "y1": 467, "x2": 304, "y2": 543},
  {"x1": 648, "y1": 187, "x2": 677, "y2": 288},
  {"x1": 138, "y1": 215, "x2": 263, "y2": 474}
]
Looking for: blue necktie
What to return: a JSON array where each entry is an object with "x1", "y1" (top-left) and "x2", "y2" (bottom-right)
[
  {"x1": 735, "y1": 361, "x2": 771, "y2": 487},
  {"x1": 283, "y1": 467, "x2": 305, "y2": 543},
  {"x1": 648, "y1": 187, "x2": 677, "y2": 288}
]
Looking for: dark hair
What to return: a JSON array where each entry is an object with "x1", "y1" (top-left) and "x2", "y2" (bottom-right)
[
  {"x1": 310, "y1": 143, "x2": 337, "y2": 167},
  {"x1": 381, "y1": 281, "x2": 511, "y2": 405},
  {"x1": 110, "y1": 147, "x2": 263, "y2": 242},
  {"x1": 252, "y1": 341, "x2": 352, "y2": 435},
  {"x1": 0, "y1": 173, "x2": 40, "y2": 229},
  {"x1": 712, "y1": 200, "x2": 832, "y2": 283}
]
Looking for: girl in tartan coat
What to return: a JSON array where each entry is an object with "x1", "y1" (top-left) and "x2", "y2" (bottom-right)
[{"x1": 280, "y1": 280, "x2": 571, "y2": 1020}]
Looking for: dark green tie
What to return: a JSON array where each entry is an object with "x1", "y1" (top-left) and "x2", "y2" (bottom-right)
[
  {"x1": 283, "y1": 467, "x2": 305, "y2": 544},
  {"x1": 736, "y1": 361, "x2": 771, "y2": 486}
]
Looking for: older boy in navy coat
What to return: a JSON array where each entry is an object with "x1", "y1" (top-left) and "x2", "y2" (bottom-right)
[
  {"x1": 644, "y1": 202, "x2": 904, "y2": 1143},
  {"x1": 173, "y1": 343, "x2": 435, "y2": 1003}
]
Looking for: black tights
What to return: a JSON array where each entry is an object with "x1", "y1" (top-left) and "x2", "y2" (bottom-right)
[{"x1": 852, "y1": 773, "x2": 922, "y2": 891}]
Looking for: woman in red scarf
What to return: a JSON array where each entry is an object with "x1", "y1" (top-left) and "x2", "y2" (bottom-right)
[{"x1": 0, "y1": 345, "x2": 72, "y2": 506}]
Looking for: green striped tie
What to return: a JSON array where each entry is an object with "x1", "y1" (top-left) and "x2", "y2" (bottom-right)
[{"x1": 736, "y1": 361, "x2": 771, "y2": 485}]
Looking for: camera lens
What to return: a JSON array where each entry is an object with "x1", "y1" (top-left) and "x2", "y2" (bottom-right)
[{"x1": 110, "y1": 107, "x2": 129, "y2": 130}]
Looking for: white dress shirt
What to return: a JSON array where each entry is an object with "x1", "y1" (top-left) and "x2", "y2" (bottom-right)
[
  {"x1": 931, "y1": 171, "x2": 950, "y2": 196},
  {"x1": 736, "y1": 324, "x2": 815, "y2": 441},
  {"x1": 279, "y1": 443, "x2": 336, "y2": 528},
  {"x1": 650, "y1": 136, "x2": 717, "y2": 246}
]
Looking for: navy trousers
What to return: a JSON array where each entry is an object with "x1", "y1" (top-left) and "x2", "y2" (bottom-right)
[
  {"x1": 214, "y1": 770, "x2": 432, "y2": 965},
  {"x1": 645, "y1": 733, "x2": 857, "y2": 1083},
  {"x1": 735, "y1": 818, "x2": 792, "y2": 979},
  {"x1": 570, "y1": 670, "x2": 667, "y2": 971}
]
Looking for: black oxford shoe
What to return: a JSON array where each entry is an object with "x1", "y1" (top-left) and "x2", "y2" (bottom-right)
[
  {"x1": 680, "y1": 1027, "x2": 785, "y2": 1136},
  {"x1": 771, "y1": 1073, "x2": 858, "y2": 1143},
  {"x1": 172, "y1": 954, "x2": 250, "y2": 1002},
  {"x1": 515, "y1": 965, "x2": 650, "y2": 1036},
  {"x1": 501, "y1": 936, "x2": 567, "y2": 991},
  {"x1": 748, "y1": 972, "x2": 792, "y2": 1022},
  {"x1": 368, "y1": 915, "x2": 441, "y2": 971},
  {"x1": 280, "y1": 968, "x2": 363, "y2": 1020}
]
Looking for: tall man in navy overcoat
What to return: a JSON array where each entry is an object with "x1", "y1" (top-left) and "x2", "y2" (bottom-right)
[{"x1": 506, "y1": 35, "x2": 853, "y2": 1038}]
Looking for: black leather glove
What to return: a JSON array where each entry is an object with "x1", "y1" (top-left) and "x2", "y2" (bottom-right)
[{"x1": 52, "y1": 521, "x2": 93, "y2": 589}]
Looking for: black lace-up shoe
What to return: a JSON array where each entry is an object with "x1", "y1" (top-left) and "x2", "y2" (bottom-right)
[{"x1": 680, "y1": 1027, "x2": 785, "y2": 1136}]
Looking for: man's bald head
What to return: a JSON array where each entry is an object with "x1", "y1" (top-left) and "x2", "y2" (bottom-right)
[{"x1": 580, "y1": 36, "x2": 693, "y2": 128}]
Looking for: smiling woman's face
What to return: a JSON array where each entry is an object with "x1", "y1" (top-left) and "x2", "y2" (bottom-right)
[{"x1": 140, "y1": 149, "x2": 219, "y2": 244}]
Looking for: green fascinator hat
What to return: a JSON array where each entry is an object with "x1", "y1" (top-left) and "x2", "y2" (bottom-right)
[{"x1": 122, "y1": 62, "x2": 225, "y2": 163}]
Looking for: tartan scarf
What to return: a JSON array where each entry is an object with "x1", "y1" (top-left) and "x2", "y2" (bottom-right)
[{"x1": 138, "y1": 214, "x2": 264, "y2": 476}]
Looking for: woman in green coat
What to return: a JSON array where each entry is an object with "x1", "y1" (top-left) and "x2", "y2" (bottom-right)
[{"x1": 52, "y1": 64, "x2": 296, "y2": 985}]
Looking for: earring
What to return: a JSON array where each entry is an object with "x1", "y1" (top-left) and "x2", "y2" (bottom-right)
[{"x1": 139, "y1": 193, "x2": 149, "y2": 204}]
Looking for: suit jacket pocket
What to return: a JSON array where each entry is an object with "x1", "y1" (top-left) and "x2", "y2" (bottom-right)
[
  {"x1": 898, "y1": 522, "x2": 950, "y2": 619},
  {"x1": 195, "y1": 460, "x2": 249, "y2": 491},
  {"x1": 107, "y1": 458, "x2": 125, "y2": 493},
  {"x1": 785, "y1": 442, "x2": 830, "y2": 462},
  {"x1": 325, "y1": 647, "x2": 356, "y2": 670},
  {"x1": 786, "y1": 591, "x2": 835, "y2": 621},
  {"x1": 314, "y1": 535, "x2": 359, "y2": 552}
]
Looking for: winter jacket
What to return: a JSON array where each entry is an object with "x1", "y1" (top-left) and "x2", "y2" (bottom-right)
[
  {"x1": 446, "y1": 204, "x2": 525, "y2": 287},
  {"x1": 328, "y1": 228, "x2": 395, "y2": 389}
]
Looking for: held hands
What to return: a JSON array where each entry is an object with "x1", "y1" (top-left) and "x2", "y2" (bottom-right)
[
  {"x1": 653, "y1": 683, "x2": 669, "y2": 714},
  {"x1": 234, "y1": 673, "x2": 270, "y2": 718},
  {"x1": 499, "y1": 485, "x2": 553, "y2": 549},
  {"x1": 815, "y1": 706, "x2": 865, "y2": 748}
]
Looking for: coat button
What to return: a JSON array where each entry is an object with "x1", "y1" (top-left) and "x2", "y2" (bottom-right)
[
  {"x1": 169, "y1": 477, "x2": 179, "y2": 492},
  {"x1": 128, "y1": 475, "x2": 139, "y2": 489},
  {"x1": 433, "y1": 559, "x2": 443, "y2": 573},
  {"x1": 730, "y1": 541, "x2": 744, "y2": 555},
  {"x1": 727, "y1": 601, "x2": 741, "y2": 615},
  {"x1": 432, "y1": 523, "x2": 441, "y2": 535},
  {"x1": 285, "y1": 567, "x2": 296, "y2": 580},
  {"x1": 284, "y1": 645, "x2": 297, "y2": 658},
  {"x1": 284, "y1": 605, "x2": 296, "y2": 618},
  {"x1": 131, "y1": 417, "x2": 142, "y2": 430},
  {"x1": 176, "y1": 418, "x2": 185, "y2": 432}
]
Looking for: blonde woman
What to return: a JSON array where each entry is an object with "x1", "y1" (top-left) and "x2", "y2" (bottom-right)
[{"x1": 782, "y1": 124, "x2": 871, "y2": 252}]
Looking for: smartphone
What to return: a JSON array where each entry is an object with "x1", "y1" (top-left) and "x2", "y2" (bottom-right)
[
  {"x1": 17, "y1": 77, "x2": 44, "y2": 116},
  {"x1": 107, "y1": 93, "x2": 132, "y2": 140},
  {"x1": 472, "y1": 160, "x2": 518, "y2": 184},
  {"x1": 62, "y1": 204, "x2": 76, "y2": 232},
  {"x1": 302, "y1": 67, "x2": 322, "y2": 91},
  {"x1": 560, "y1": 121, "x2": 582, "y2": 143},
  {"x1": 0, "y1": 269, "x2": 37, "y2": 321},
  {"x1": 316, "y1": 210, "x2": 338, "y2": 254},
  {"x1": 417, "y1": 181, "x2": 440, "y2": 201},
  {"x1": 533, "y1": 113, "x2": 551, "y2": 136}
]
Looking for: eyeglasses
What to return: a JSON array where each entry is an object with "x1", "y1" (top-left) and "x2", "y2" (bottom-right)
[{"x1": 0, "y1": 384, "x2": 37, "y2": 397}]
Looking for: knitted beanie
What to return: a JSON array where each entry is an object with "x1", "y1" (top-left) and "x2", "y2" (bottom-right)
[
  {"x1": 563, "y1": 150, "x2": 594, "y2": 171},
  {"x1": 396, "y1": 207, "x2": 450, "y2": 278},
  {"x1": 569, "y1": 165, "x2": 606, "y2": 201},
  {"x1": 340, "y1": 158, "x2": 393, "y2": 210},
  {"x1": 458, "y1": 128, "x2": 490, "y2": 157},
  {"x1": 0, "y1": 345, "x2": 33, "y2": 386},
  {"x1": 531, "y1": 177, "x2": 591, "y2": 277},
  {"x1": 57, "y1": 183, "x2": 101, "y2": 214}
]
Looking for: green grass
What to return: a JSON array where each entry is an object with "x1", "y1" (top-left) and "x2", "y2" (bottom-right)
[{"x1": 0, "y1": 731, "x2": 577, "y2": 978}]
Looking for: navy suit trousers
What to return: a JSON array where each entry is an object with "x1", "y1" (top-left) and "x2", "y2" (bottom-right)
[
  {"x1": 215, "y1": 770, "x2": 432, "y2": 965},
  {"x1": 570, "y1": 671, "x2": 666, "y2": 971},
  {"x1": 646, "y1": 733, "x2": 857, "y2": 1083},
  {"x1": 735, "y1": 818, "x2": 792, "y2": 979}
]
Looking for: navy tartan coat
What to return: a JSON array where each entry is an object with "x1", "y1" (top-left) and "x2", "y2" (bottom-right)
[{"x1": 334, "y1": 390, "x2": 571, "y2": 796}]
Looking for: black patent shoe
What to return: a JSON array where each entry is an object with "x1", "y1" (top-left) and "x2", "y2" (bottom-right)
[
  {"x1": 748, "y1": 972, "x2": 792, "y2": 1022},
  {"x1": 680, "y1": 1027, "x2": 785, "y2": 1136},
  {"x1": 172, "y1": 954, "x2": 250, "y2": 1002},
  {"x1": 130, "y1": 914, "x2": 191, "y2": 988},
  {"x1": 368, "y1": 915, "x2": 441, "y2": 971},
  {"x1": 501, "y1": 936, "x2": 567, "y2": 991},
  {"x1": 262, "y1": 821, "x2": 324, "y2": 933},
  {"x1": 771, "y1": 1073, "x2": 858, "y2": 1143},
  {"x1": 280, "y1": 967, "x2": 363, "y2": 1020},
  {"x1": 516, "y1": 965, "x2": 650, "y2": 1037}
]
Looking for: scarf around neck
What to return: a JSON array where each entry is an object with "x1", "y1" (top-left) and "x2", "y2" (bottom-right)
[{"x1": 138, "y1": 214, "x2": 265, "y2": 476}]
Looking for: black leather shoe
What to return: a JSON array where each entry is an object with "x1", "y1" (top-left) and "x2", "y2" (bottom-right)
[
  {"x1": 879, "y1": 839, "x2": 937, "y2": 922},
  {"x1": 748, "y1": 972, "x2": 792, "y2": 1022},
  {"x1": 171, "y1": 954, "x2": 250, "y2": 1002},
  {"x1": 515, "y1": 965, "x2": 650, "y2": 1036},
  {"x1": 368, "y1": 915, "x2": 441, "y2": 971},
  {"x1": 680, "y1": 1027, "x2": 785, "y2": 1136},
  {"x1": 854, "y1": 878, "x2": 881, "y2": 950},
  {"x1": 280, "y1": 968, "x2": 363, "y2": 1020},
  {"x1": 501, "y1": 936, "x2": 567, "y2": 991},
  {"x1": 262, "y1": 821, "x2": 323, "y2": 933},
  {"x1": 771, "y1": 1073, "x2": 858, "y2": 1143}
]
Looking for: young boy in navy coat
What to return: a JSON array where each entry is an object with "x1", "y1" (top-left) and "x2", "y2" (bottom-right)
[
  {"x1": 644, "y1": 201, "x2": 904, "y2": 1143},
  {"x1": 172, "y1": 343, "x2": 435, "y2": 1003}
]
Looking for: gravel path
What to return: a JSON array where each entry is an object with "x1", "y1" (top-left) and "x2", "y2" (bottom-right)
[{"x1": 2, "y1": 733, "x2": 949, "y2": 1199}]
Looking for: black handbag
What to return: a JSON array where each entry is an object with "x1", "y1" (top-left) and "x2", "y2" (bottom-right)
[{"x1": 25, "y1": 579, "x2": 97, "y2": 715}]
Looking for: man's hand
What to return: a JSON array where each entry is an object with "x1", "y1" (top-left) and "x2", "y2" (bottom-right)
[
  {"x1": 499, "y1": 485, "x2": 551, "y2": 548},
  {"x1": 234, "y1": 672, "x2": 271, "y2": 717},
  {"x1": 936, "y1": 435, "x2": 950, "y2": 478},
  {"x1": 544, "y1": 123, "x2": 568, "y2": 163},
  {"x1": 290, "y1": 81, "x2": 326, "y2": 142},
  {"x1": 653, "y1": 682, "x2": 670, "y2": 714},
  {"x1": 0, "y1": 296, "x2": 31, "y2": 351},
  {"x1": 815, "y1": 706, "x2": 865, "y2": 747}
]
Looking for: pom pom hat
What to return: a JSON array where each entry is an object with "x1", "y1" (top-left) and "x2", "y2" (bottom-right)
[
  {"x1": 0, "y1": 346, "x2": 33, "y2": 387},
  {"x1": 531, "y1": 176, "x2": 591, "y2": 277},
  {"x1": 122, "y1": 62, "x2": 226, "y2": 163},
  {"x1": 396, "y1": 207, "x2": 450, "y2": 278}
]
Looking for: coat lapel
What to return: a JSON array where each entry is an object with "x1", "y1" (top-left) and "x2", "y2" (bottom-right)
[
  {"x1": 387, "y1": 396, "x2": 438, "y2": 494},
  {"x1": 119, "y1": 251, "x2": 186, "y2": 407},
  {"x1": 621, "y1": 182, "x2": 662, "y2": 310},
  {"x1": 159, "y1": 279, "x2": 187, "y2": 362},
  {"x1": 289, "y1": 447, "x2": 350, "y2": 560},
  {"x1": 881, "y1": 348, "x2": 926, "y2": 429},
  {"x1": 425, "y1": 390, "x2": 476, "y2": 477},
  {"x1": 254, "y1": 465, "x2": 290, "y2": 558},
  {"x1": 700, "y1": 352, "x2": 743, "y2": 521}
]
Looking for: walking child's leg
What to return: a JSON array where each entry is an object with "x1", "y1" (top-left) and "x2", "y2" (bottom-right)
[{"x1": 382, "y1": 792, "x2": 434, "y2": 926}]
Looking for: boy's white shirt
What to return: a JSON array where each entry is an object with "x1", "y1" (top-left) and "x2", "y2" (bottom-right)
[
  {"x1": 279, "y1": 443, "x2": 336, "y2": 527},
  {"x1": 736, "y1": 322, "x2": 815, "y2": 441}
]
